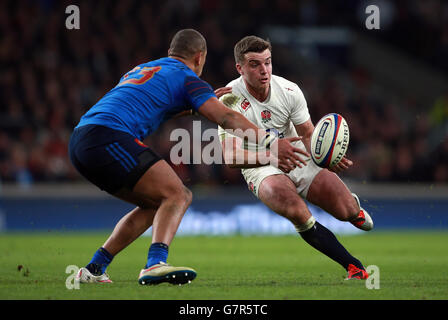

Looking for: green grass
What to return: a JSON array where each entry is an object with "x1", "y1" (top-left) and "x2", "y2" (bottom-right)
[{"x1": 0, "y1": 231, "x2": 447, "y2": 300}]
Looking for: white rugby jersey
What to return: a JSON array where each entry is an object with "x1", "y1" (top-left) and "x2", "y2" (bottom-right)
[{"x1": 218, "y1": 74, "x2": 310, "y2": 149}]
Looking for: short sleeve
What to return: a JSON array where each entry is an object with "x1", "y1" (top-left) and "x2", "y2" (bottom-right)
[
  {"x1": 184, "y1": 76, "x2": 216, "y2": 111},
  {"x1": 289, "y1": 85, "x2": 310, "y2": 125}
]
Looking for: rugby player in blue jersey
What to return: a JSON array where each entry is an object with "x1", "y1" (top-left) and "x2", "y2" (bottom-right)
[{"x1": 69, "y1": 29, "x2": 309, "y2": 285}]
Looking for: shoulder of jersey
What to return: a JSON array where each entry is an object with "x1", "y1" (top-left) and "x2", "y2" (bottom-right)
[
  {"x1": 218, "y1": 78, "x2": 245, "y2": 111},
  {"x1": 271, "y1": 75, "x2": 301, "y2": 95},
  {"x1": 219, "y1": 93, "x2": 242, "y2": 111}
]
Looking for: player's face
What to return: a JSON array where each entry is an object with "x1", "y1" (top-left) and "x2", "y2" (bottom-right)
[{"x1": 237, "y1": 49, "x2": 272, "y2": 92}]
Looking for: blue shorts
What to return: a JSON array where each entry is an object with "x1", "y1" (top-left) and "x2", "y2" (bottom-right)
[{"x1": 69, "y1": 124, "x2": 162, "y2": 194}]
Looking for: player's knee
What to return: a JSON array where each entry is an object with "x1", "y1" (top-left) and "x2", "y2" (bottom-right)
[
  {"x1": 168, "y1": 185, "x2": 192, "y2": 208},
  {"x1": 283, "y1": 202, "x2": 310, "y2": 225},
  {"x1": 182, "y1": 186, "x2": 193, "y2": 207},
  {"x1": 335, "y1": 199, "x2": 359, "y2": 221}
]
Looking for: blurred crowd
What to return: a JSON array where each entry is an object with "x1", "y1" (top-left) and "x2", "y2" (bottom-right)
[{"x1": 0, "y1": 0, "x2": 447, "y2": 189}]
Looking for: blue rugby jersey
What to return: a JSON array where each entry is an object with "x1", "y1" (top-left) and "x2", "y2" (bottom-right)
[{"x1": 75, "y1": 57, "x2": 216, "y2": 140}]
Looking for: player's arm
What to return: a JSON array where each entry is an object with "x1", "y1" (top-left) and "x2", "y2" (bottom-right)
[
  {"x1": 220, "y1": 133, "x2": 307, "y2": 172},
  {"x1": 215, "y1": 88, "x2": 279, "y2": 169},
  {"x1": 172, "y1": 110, "x2": 194, "y2": 118},
  {"x1": 294, "y1": 120, "x2": 352, "y2": 172},
  {"x1": 293, "y1": 119, "x2": 314, "y2": 154},
  {"x1": 214, "y1": 87, "x2": 233, "y2": 98},
  {"x1": 198, "y1": 97, "x2": 256, "y2": 131},
  {"x1": 187, "y1": 83, "x2": 264, "y2": 143},
  {"x1": 220, "y1": 135, "x2": 273, "y2": 169},
  {"x1": 199, "y1": 97, "x2": 309, "y2": 172}
]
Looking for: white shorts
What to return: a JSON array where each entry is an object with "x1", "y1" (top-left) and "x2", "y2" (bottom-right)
[{"x1": 242, "y1": 159, "x2": 323, "y2": 199}]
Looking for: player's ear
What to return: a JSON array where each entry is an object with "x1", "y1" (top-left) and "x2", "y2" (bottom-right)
[
  {"x1": 194, "y1": 51, "x2": 202, "y2": 66},
  {"x1": 236, "y1": 63, "x2": 243, "y2": 75}
]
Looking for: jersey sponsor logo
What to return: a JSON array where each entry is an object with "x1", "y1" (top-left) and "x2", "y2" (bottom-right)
[
  {"x1": 240, "y1": 98, "x2": 251, "y2": 111},
  {"x1": 285, "y1": 87, "x2": 294, "y2": 91},
  {"x1": 261, "y1": 110, "x2": 272, "y2": 123}
]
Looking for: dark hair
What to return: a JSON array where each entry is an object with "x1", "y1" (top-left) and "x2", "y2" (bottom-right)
[
  {"x1": 168, "y1": 29, "x2": 207, "y2": 59},
  {"x1": 234, "y1": 36, "x2": 272, "y2": 64}
]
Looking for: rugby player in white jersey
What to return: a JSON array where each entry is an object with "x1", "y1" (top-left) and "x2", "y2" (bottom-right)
[{"x1": 217, "y1": 36, "x2": 373, "y2": 280}]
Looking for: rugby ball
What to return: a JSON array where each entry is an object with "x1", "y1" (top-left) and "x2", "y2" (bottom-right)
[{"x1": 310, "y1": 113, "x2": 349, "y2": 168}]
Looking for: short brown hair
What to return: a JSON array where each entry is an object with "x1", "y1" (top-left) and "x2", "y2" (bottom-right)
[
  {"x1": 234, "y1": 36, "x2": 272, "y2": 64},
  {"x1": 168, "y1": 29, "x2": 207, "y2": 59}
]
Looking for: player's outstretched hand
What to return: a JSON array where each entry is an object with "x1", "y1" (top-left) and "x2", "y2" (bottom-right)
[
  {"x1": 272, "y1": 136, "x2": 310, "y2": 173},
  {"x1": 214, "y1": 87, "x2": 232, "y2": 98},
  {"x1": 329, "y1": 156, "x2": 353, "y2": 173}
]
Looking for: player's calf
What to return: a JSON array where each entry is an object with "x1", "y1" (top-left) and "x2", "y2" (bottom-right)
[{"x1": 296, "y1": 217, "x2": 366, "y2": 274}]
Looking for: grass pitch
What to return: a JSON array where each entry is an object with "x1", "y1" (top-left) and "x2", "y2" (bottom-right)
[{"x1": 0, "y1": 231, "x2": 447, "y2": 300}]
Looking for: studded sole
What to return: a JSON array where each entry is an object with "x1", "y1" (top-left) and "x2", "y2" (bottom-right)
[{"x1": 139, "y1": 270, "x2": 197, "y2": 286}]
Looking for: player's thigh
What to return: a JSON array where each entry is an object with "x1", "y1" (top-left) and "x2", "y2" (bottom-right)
[
  {"x1": 258, "y1": 174, "x2": 312, "y2": 225},
  {"x1": 306, "y1": 169, "x2": 358, "y2": 221},
  {"x1": 70, "y1": 125, "x2": 162, "y2": 195},
  {"x1": 70, "y1": 125, "x2": 190, "y2": 209},
  {"x1": 114, "y1": 187, "x2": 161, "y2": 210},
  {"x1": 116, "y1": 159, "x2": 192, "y2": 209}
]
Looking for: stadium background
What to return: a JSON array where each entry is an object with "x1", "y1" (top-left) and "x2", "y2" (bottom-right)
[{"x1": 0, "y1": 0, "x2": 447, "y2": 234}]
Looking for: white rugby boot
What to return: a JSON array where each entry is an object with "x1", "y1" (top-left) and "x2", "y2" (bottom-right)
[
  {"x1": 138, "y1": 262, "x2": 196, "y2": 285},
  {"x1": 76, "y1": 267, "x2": 112, "y2": 283}
]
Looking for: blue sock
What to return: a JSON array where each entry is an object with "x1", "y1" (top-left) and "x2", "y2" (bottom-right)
[
  {"x1": 145, "y1": 242, "x2": 169, "y2": 268},
  {"x1": 86, "y1": 247, "x2": 114, "y2": 275}
]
